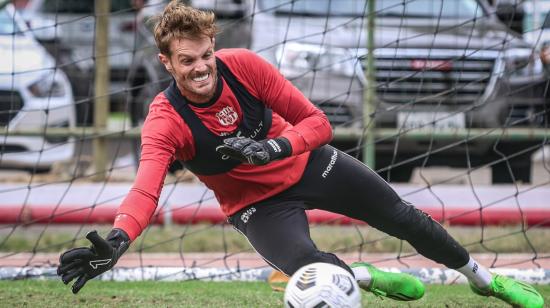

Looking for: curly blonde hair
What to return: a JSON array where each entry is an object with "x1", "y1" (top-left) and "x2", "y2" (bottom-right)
[{"x1": 152, "y1": 1, "x2": 218, "y2": 56}]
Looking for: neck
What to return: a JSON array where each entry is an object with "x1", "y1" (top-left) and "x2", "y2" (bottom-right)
[{"x1": 176, "y1": 83, "x2": 215, "y2": 104}]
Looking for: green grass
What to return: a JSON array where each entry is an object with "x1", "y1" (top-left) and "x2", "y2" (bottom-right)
[
  {"x1": 0, "y1": 280, "x2": 548, "y2": 307},
  {"x1": 2, "y1": 224, "x2": 550, "y2": 254}
]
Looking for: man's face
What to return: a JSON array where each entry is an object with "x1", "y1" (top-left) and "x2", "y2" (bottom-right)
[{"x1": 159, "y1": 36, "x2": 217, "y2": 103}]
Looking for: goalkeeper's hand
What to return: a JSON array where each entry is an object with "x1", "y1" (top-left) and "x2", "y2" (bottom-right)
[
  {"x1": 57, "y1": 229, "x2": 130, "y2": 294},
  {"x1": 216, "y1": 137, "x2": 292, "y2": 165}
]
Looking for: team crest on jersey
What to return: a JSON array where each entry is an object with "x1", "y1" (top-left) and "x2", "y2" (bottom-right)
[{"x1": 216, "y1": 106, "x2": 238, "y2": 126}]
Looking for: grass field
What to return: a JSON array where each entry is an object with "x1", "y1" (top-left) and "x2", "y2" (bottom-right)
[
  {"x1": 0, "y1": 280, "x2": 548, "y2": 307},
  {"x1": 3, "y1": 224, "x2": 550, "y2": 254},
  {"x1": 2, "y1": 224, "x2": 548, "y2": 307}
]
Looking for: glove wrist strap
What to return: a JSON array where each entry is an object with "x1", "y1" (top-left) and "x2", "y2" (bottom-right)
[
  {"x1": 267, "y1": 137, "x2": 292, "y2": 160},
  {"x1": 106, "y1": 228, "x2": 131, "y2": 254}
]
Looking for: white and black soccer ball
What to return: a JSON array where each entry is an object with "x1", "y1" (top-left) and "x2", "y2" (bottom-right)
[{"x1": 284, "y1": 262, "x2": 361, "y2": 308}]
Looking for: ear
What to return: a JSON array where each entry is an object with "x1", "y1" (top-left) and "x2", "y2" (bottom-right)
[
  {"x1": 158, "y1": 53, "x2": 173, "y2": 73},
  {"x1": 211, "y1": 37, "x2": 216, "y2": 50}
]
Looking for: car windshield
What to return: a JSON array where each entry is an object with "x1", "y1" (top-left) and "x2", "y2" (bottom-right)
[
  {"x1": 41, "y1": 0, "x2": 134, "y2": 14},
  {"x1": 261, "y1": 0, "x2": 484, "y2": 19},
  {"x1": 0, "y1": 7, "x2": 20, "y2": 35}
]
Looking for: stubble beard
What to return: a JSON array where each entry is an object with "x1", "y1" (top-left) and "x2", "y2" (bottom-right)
[{"x1": 181, "y1": 71, "x2": 217, "y2": 103}]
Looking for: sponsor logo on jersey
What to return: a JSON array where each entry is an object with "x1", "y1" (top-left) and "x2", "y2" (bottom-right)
[{"x1": 216, "y1": 106, "x2": 238, "y2": 126}]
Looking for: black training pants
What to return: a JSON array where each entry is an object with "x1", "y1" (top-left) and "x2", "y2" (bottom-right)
[{"x1": 228, "y1": 145, "x2": 469, "y2": 276}]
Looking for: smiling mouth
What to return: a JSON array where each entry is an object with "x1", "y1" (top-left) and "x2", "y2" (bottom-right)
[{"x1": 192, "y1": 73, "x2": 209, "y2": 82}]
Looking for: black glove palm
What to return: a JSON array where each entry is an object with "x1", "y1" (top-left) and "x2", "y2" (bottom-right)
[
  {"x1": 216, "y1": 137, "x2": 291, "y2": 165},
  {"x1": 57, "y1": 229, "x2": 130, "y2": 294}
]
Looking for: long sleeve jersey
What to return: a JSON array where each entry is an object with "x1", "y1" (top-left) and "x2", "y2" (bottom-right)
[{"x1": 114, "y1": 48, "x2": 333, "y2": 240}]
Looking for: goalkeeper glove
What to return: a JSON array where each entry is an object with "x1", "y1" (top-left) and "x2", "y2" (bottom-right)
[
  {"x1": 216, "y1": 137, "x2": 292, "y2": 165},
  {"x1": 57, "y1": 229, "x2": 130, "y2": 294}
]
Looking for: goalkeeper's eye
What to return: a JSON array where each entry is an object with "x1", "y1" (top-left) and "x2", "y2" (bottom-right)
[
  {"x1": 180, "y1": 58, "x2": 193, "y2": 65},
  {"x1": 203, "y1": 51, "x2": 213, "y2": 59}
]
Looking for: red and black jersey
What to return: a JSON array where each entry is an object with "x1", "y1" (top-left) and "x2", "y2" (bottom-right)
[
  {"x1": 164, "y1": 57, "x2": 274, "y2": 175},
  {"x1": 114, "y1": 49, "x2": 333, "y2": 240}
]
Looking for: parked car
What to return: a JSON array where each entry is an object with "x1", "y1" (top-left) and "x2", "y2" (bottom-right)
[
  {"x1": 248, "y1": 0, "x2": 548, "y2": 183},
  {"x1": 126, "y1": 0, "x2": 547, "y2": 183},
  {"x1": 21, "y1": 0, "x2": 140, "y2": 124},
  {"x1": 0, "y1": 1, "x2": 75, "y2": 171}
]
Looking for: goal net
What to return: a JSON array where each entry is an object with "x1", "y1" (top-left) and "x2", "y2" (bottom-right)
[{"x1": 0, "y1": 0, "x2": 549, "y2": 284}]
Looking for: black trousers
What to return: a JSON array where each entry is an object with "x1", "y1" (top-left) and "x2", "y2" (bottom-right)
[{"x1": 228, "y1": 145, "x2": 469, "y2": 276}]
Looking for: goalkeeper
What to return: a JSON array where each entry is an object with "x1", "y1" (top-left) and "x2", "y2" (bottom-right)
[{"x1": 57, "y1": 2, "x2": 543, "y2": 307}]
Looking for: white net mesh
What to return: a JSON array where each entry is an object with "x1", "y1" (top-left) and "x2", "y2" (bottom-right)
[{"x1": 0, "y1": 0, "x2": 549, "y2": 282}]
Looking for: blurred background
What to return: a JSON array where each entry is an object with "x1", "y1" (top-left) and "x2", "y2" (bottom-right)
[{"x1": 0, "y1": 0, "x2": 549, "y2": 286}]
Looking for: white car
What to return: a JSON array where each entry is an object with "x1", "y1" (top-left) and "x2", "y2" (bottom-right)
[
  {"x1": 22, "y1": 0, "x2": 139, "y2": 110},
  {"x1": 0, "y1": 2, "x2": 75, "y2": 170}
]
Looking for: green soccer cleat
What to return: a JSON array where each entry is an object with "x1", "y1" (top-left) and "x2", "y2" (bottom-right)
[
  {"x1": 470, "y1": 274, "x2": 544, "y2": 308},
  {"x1": 350, "y1": 262, "x2": 425, "y2": 301}
]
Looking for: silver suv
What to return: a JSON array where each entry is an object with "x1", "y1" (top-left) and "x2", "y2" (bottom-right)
[
  {"x1": 126, "y1": 0, "x2": 547, "y2": 182},
  {"x1": 249, "y1": 0, "x2": 548, "y2": 182}
]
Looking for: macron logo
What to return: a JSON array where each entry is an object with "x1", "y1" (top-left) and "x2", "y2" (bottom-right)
[{"x1": 89, "y1": 259, "x2": 112, "y2": 269}]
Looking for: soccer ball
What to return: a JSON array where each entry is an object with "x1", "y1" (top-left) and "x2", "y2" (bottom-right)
[{"x1": 284, "y1": 262, "x2": 361, "y2": 308}]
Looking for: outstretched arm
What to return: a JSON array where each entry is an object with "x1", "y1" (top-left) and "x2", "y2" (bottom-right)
[
  {"x1": 57, "y1": 100, "x2": 186, "y2": 293},
  {"x1": 113, "y1": 102, "x2": 185, "y2": 241}
]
